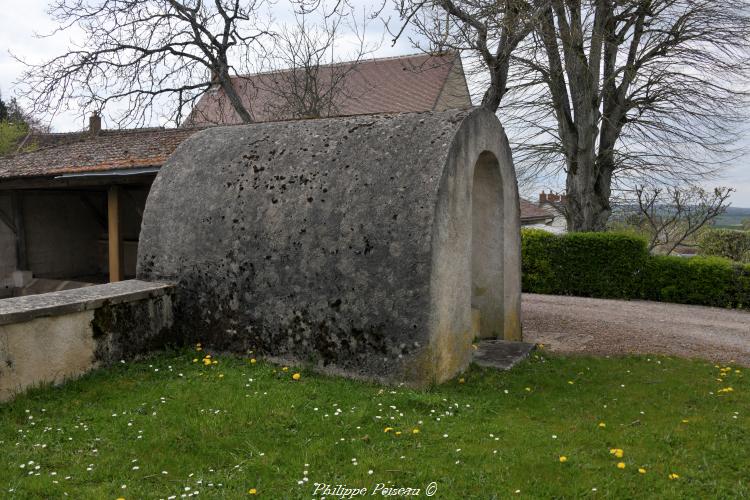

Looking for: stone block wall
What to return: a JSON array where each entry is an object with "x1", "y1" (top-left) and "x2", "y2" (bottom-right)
[{"x1": 0, "y1": 280, "x2": 175, "y2": 401}]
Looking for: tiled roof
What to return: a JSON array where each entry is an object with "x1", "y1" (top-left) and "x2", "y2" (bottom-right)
[
  {"x1": 185, "y1": 52, "x2": 463, "y2": 126},
  {"x1": 0, "y1": 128, "x2": 201, "y2": 181},
  {"x1": 520, "y1": 199, "x2": 554, "y2": 223}
]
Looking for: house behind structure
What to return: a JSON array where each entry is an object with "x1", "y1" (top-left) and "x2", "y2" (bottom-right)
[{"x1": 0, "y1": 53, "x2": 472, "y2": 297}]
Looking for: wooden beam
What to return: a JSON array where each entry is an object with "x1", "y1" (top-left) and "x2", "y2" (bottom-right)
[
  {"x1": 10, "y1": 192, "x2": 27, "y2": 270},
  {"x1": 107, "y1": 186, "x2": 122, "y2": 282}
]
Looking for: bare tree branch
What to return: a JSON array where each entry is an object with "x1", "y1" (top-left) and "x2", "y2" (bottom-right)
[{"x1": 14, "y1": 0, "x2": 275, "y2": 127}]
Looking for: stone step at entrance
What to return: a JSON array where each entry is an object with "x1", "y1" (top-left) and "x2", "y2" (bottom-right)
[{"x1": 473, "y1": 340, "x2": 536, "y2": 370}]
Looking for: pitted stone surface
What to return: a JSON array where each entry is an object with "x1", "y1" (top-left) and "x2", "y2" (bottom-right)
[{"x1": 137, "y1": 109, "x2": 521, "y2": 385}]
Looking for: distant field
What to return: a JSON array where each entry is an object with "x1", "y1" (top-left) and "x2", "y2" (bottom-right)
[{"x1": 713, "y1": 207, "x2": 750, "y2": 229}]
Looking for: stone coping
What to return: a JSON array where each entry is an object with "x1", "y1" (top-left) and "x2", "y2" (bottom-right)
[{"x1": 0, "y1": 280, "x2": 174, "y2": 326}]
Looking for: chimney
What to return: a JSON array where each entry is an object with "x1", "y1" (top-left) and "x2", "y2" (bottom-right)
[
  {"x1": 539, "y1": 191, "x2": 547, "y2": 203},
  {"x1": 89, "y1": 112, "x2": 102, "y2": 136}
]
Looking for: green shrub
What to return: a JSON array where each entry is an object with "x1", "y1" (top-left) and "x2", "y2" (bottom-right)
[
  {"x1": 521, "y1": 229, "x2": 649, "y2": 298},
  {"x1": 699, "y1": 229, "x2": 750, "y2": 263},
  {"x1": 521, "y1": 229, "x2": 750, "y2": 309}
]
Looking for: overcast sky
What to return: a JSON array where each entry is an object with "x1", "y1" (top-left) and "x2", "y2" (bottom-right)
[{"x1": 1, "y1": 0, "x2": 748, "y2": 206}]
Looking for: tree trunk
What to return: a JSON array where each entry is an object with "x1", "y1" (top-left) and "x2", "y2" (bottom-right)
[
  {"x1": 565, "y1": 153, "x2": 613, "y2": 232},
  {"x1": 219, "y1": 71, "x2": 254, "y2": 123}
]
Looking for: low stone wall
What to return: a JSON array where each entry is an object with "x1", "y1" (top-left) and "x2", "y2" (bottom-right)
[{"x1": 0, "y1": 280, "x2": 175, "y2": 401}]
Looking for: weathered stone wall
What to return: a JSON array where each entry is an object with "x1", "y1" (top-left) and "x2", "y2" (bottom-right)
[
  {"x1": 138, "y1": 109, "x2": 521, "y2": 385},
  {"x1": 0, "y1": 280, "x2": 175, "y2": 401}
]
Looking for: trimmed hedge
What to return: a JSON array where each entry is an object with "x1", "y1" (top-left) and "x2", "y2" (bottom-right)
[
  {"x1": 521, "y1": 229, "x2": 649, "y2": 298},
  {"x1": 643, "y1": 255, "x2": 750, "y2": 309},
  {"x1": 521, "y1": 229, "x2": 750, "y2": 309}
]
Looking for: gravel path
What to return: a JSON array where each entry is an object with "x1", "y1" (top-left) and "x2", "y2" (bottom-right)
[{"x1": 522, "y1": 293, "x2": 750, "y2": 366}]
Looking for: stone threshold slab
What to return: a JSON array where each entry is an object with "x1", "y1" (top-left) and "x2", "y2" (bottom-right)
[{"x1": 473, "y1": 340, "x2": 536, "y2": 370}]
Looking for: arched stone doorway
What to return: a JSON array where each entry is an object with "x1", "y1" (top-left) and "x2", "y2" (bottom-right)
[{"x1": 471, "y1": 151, "x2": 504, "y2": 339}]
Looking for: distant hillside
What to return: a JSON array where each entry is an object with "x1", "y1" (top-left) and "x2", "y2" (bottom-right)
[{"x1": 714, "y1": 206, "x2": 750, "y2": 229}]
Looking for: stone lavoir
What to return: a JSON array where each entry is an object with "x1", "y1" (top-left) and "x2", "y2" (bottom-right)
[
  {"x1": 0, "y1": 108, "x2": 525, "y2": 398},
  {"x1": 138, "y1": 108, "x2": 522, "y2": 385}
]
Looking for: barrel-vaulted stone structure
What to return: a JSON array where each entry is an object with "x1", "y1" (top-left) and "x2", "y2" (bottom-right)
[{"x1": 137, "y1": 108, "x2": 521, "y2": 385}]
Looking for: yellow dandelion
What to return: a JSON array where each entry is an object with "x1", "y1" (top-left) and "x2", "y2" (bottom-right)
[
  {"x1": 203, "y1": 358, "x2": 212, "y2": 366},
  {"x1": 598, "y1": 422, "x2": 606, "y2": 428},
  {"x1": 282, "y1": 366, "x2": 289, "y2": 372},
  {"x1": 559, "y1": 456, "x2": 567, "y2": 463},
  {"x1": 638, "y1": 468, "x2": 647, "y2": 474},
  {"x1": 568, "y1": 380, "x2": 574, "y2": 385},
  {"x1": 192, "y1": 358, "x2": 198, "y2": 363},
  {"x1": 668, "y1": 473, "x2": 680, "y2": 480},
  {"x1": 212, "y1": 360, "x2": 218, "y2": 365},
  {"x1": 218, "y1": 374, "x2": 224, "y2": 378},
  {"x1": 525, "y1": 387, "x2": 532, "y2": 392},
  {"x1": 395, "y1": 431, "x2": 402, "y2": 436},
  {"x1": 292, "y1": 372, "x2": 301, "y2": 381},
  {"x1": 412, "y1": 428, "x2": 420, "y2": 434},
  {"x1": 617, "y1": 462, "x2": 626, "y2": 469},
  {"x1": 250, "y1": 358, "x2": 257, "y2": 364},
  {"x1": 384, "y1": 427, "x2": 393, "y2": 433},
  {"x1": 248, "y1": 487, "x2": 258, "y2": 494},
  {"x1": 681, "y1": 419, "x2": 689, "y2": 423},
  {"x1": 458, "y1": 378, "x2": 465, "y2": 384}
]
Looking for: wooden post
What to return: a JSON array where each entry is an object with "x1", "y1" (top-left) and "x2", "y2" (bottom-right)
[
  {"x1": 107, "y1": 186, "x2": 122, "y2": 282},
  {"x1": 10, "y1": 191, "x2": 27, "y2": 270}
]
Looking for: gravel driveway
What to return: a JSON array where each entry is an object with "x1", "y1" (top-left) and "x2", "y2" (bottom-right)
[{"x1": 522, "y1": 293, "x2": 750, "y2": 366}]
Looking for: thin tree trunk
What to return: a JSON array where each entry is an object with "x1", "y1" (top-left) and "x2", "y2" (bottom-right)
[{"x1": 219, "y1": 73, "x2": 254, "y2": 123}]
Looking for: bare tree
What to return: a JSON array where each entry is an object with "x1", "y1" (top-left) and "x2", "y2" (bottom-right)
[
  {"x1": 630, "y1": 185, "x2": 733, "y2": 255},
  {"x1": 398, "y1": 0, "x2": 750, "y2": 232},
  {"x1": 519, "y1": 1, "x2": 750, "y2": 231},
  {"x1": 393, "y1": 0, "x2": 548, "y2": 110},
  {"x1": 14, "y1": 0, "x2": 275, "y2": 127},
  {"x1": 255, "y1": 2, "x2": 377, "y2": 119}
]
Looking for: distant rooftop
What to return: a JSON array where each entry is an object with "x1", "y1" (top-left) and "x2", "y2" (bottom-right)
[
  {"x1": 0, "y1": 52, "x2": 472, "y2": 181},
  {"x1": 185, "y1": 52, "x2": 471, "y2": 126}
]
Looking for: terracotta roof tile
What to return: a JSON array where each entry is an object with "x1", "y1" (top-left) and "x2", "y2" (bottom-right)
[
  {"x1": 186, "y1": 52, "x2": 463, "y2": 126},
  {"x1": 0, "y1": 128, "x2": 201, "y2": 181},
  {"x1": 520, "y1": 198, "x2": 554, "y2": 223}
]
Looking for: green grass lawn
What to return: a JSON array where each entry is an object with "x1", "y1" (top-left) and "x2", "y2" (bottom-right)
[{"x1": 0, "y1": 348, "x2": 747, "y2": 499}]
